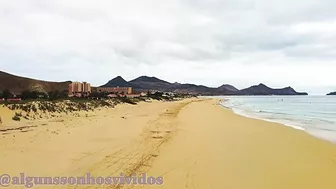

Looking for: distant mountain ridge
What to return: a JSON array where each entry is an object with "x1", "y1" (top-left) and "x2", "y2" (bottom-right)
[
  {"x1": 101, "y1": 76, "x2": 308, "y2": 95},
  {"x1": 0, "y1": 71, "x2": 70, "y2": 94},
  {"x1": 0, "y1": 70, "x2": 308, "y2": 95}
]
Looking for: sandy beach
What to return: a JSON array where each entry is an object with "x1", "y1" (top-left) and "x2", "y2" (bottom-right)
[{"x1": 1, "y1": 98, "x2": 336, "y2": 189}]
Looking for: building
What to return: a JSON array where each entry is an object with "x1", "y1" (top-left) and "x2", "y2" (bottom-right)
[
  {"x1": 68, "y1": 82, "x2": 91, "y2": 97},
  {"x1": 96, "y1": 87, "x2": 132, "y2": 95},
  {"x1": 125, "y1": 94, "x2": 141, "y2": 98},
  {"x1": 107, "y1": 94, "x2": 118, "y2": 98},
  {"x1": 107, "y1": 93, "x2": 140, "y2": 98},
  {"x1": 83, "y1": 82, "x2": 91, "y2": 94},
  {"x1": 7, "y1": 98, "x2": 22, "y2": 102}
]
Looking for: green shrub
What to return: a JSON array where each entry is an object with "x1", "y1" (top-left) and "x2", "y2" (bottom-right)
[
  {"x1": 32, "y1": 105, "x2": 37, "y2": 112},
  {"x1": 118, "y1": 97, "x2": 137, "y2": 105},
  {"x1": 12, "y1": 115, "x2": 21, "y2": 121}
]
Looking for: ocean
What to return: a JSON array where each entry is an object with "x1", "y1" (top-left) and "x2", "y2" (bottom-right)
[{"x1": 217, "y1": 96, "x2": 336, "y2": 143}]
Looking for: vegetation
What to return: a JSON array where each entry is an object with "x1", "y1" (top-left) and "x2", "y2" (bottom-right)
[
  {"x1": 19, "y1": 90, "x2": 69, "y2": 100},
  {"x1": 116, "y1": 96, "x2": 137, "y2": 105},
  {"x1": 12, "y1": 112, "x2": 21, "y2": 121},
  {"x1": 88, "y1": 91, "x2": 109, "y2": 99},
  {"x1": 0, "y1": 89, "x2": 13, "y2": 100},
  {"x1": 20, "y1": 90, "x2": 47, "y2": 100},
  {"x1": 147, "y1": 92, "x2": 175, "y2": 101},
  {"x1": 48, "y1": 90, "x2": 68, "y2": 100},
  {"x1": 0, "y1": 89, "x2": 69, "y2": 102},
  {"x1": 2, "y1": 88, "x2": 195, "y2": 121},
  {"x1": 3, "y1": 98, "x2": 117, "y2": 121}
]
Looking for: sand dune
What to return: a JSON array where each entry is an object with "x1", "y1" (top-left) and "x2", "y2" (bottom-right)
[{"x1": 1, "y1": 98, "x2": 336, "y2": 189}]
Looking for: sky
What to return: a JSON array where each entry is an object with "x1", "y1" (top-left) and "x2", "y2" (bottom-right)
[{"x1": 0, "y1": 0, "x2": 336, "y2": 95}]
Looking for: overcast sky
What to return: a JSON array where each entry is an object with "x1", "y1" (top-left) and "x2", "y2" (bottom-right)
[{"x1": 1, "y1": 0, "x2": 336, "y2": 94}]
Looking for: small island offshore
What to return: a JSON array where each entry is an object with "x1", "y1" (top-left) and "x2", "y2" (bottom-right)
[{"x1": 327, "y1": 91, "x2": 336, "y2": 95}]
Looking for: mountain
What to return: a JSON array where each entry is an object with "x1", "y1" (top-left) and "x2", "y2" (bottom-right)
[
  {"x1": 130, "y1": 76, "x2": 171, "y2": 84},
  {"x1": 129, "y1": 76, "x2": 172, "y2": 91},
  {"x1": 128, "y1": 76, "x2": 238, "y2": 95},
  {"x1": 0, "y1": 71, "x2": 70, "y2": 94},
  {"x1": 169, "y1": 83, "x2": 240, "y2": 95},
  {"x1": 327, "y1": 92, "x2": 336, "y2": 95},
  {"x1": 216, "y1": 84, "x2": 239, "y2": 95},
  {"x1": 100, "y1": 76, "x2": 132, "y2": 87},
  {"x1": 128, "y1": 76, "x2": 214, "y2": 94},
  {"x1": 238, "y1": 83, "x2": 308, "y2": 95},
  {"x1": 0, "y1": 71, "x2": 308, "y2": 96},
  {"x1": 101, "y1": 76, "x2": 308, "y2": 95},
  {"x1": 171, "y1": 83, "x2": 217, "y2": 95},
  {"x1": 218, "y1": 84, "x2": 238, "y2": 92}
]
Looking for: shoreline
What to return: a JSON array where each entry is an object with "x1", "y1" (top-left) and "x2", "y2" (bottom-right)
[
  {"x1": 219, "y1": 98, "x2": 336, "y2": 144},
  {"x1": 218, "y1": 98, "x2": 306, "y2": 130},
  {"x1": 1, "y1": 98, "x2": 336, "y2": 188},
  {"x1": 134, "y1": 98, "x2": 336, "y2": 189},
  {"x1": 137, "y1": 99, "x2": 336, "y2": 189}
]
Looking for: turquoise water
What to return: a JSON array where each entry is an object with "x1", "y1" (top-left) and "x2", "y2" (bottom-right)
[{"x1": 218, "y1": 96, "x2": 336, "y2": 143}]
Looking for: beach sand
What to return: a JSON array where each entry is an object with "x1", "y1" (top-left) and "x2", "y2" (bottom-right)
[{"x1": 1, "y1": 98, "x2": 336, "y2": 189}]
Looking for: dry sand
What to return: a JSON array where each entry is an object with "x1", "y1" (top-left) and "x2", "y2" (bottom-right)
[{"x1": 1, "y1": 98, "x2": 336, "y2": 189}]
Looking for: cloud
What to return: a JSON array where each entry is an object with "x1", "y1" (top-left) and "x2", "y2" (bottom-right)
[{"x1": 0, "y1": 0, "x2": 335, "y2": 94}]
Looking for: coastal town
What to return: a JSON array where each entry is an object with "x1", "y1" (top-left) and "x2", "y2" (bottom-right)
[
  {"x1": 68, "y1": 81, "x2": 146, "y2": 98},
  {"x1": 0, "y1": 72, "x2": 202, "y2": 127},
  {"x1": 0, "y1": 74, "x2": 196, "y2": 125},
  {"x1": 0, "y1": 80, "x2": 179, "y2": 103}
]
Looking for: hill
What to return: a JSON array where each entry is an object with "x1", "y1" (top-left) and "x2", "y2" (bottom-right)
[
  {"x1": 0, "y1": 70, "x2": 308, "y2": 96},
  {"x1": 102, "y1": 76, "x2": 308, "y2": 95},
  {"x1": 171, "y1": 83, "x2": 217, "y2": 95},
  {"x1": 238, "y1": 83, "x2": 308, "y2": 95},
  {"x1": 216, "y1": 84, "x2": 239, "y2": 95},
  {"x1": 0, "y1": 71, "x2": 70, "y2": 94},
  {"x1": 327, "y1": 92, "x2": 336, "y2": 95},
  {"x1": 128, "y1": 76, "x2": 241, "y2": 95},
  {"x1": 129, "y1": 76, "x2": 172, "y2": 91},
  {"x1": 100, "y1": 76, "x2": 133, "y2": 88},
  {"x1": 129, "y1": 76, "x2": 171, "y2": 84}
]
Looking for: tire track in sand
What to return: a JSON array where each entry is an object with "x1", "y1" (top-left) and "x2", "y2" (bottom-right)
[{"x1": 67, "y1": 99, "x2": 198, "y2": 189}]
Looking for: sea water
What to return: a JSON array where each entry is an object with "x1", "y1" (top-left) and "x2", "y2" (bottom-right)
[{"x1": 217, "y1": 96, "x2": 336, "y2": 143}]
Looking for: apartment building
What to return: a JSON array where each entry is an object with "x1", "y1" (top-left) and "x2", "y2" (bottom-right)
[{"x1": 68, "y1": 82, "x2": 91, "y2": 97}]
